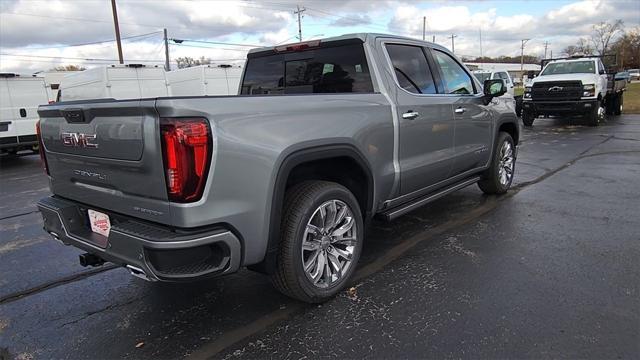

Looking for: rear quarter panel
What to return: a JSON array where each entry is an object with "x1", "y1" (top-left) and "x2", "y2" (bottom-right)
[{"x1": 155, "y1": 93, "x2": 394, "y2": 264}]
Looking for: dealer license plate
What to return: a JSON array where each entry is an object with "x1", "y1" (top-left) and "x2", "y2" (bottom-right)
[{"x1": 88, "y1": 209, "x2": 111, "y2": 237}]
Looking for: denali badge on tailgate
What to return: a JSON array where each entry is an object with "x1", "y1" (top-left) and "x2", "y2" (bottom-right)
[{"x1": 61, "y1": 132, "x2": 98, "y2": 148}]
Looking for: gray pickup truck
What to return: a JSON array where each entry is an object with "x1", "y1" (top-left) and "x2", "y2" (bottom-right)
[{"x1": 36, "y1": 33, "x2": 519, "y2": 303}]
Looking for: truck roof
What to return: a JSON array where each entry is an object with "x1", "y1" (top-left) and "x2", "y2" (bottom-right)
[{"x1": 247, "y1": 33, "x2": 447, "y2": 55}]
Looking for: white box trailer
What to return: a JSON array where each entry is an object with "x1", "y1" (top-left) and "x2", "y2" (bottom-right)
[
  {"x1": 0, "y1": 73, "x2": 49, "y2": 155},
  {"x1": 42, "y1": 71, "x2": 79, "y2": 103},
  {"x1": 58, "y1": 64, "x2": 168, "y2": 101},
  {"x1": 167, "y1": 64, "x2": 242, "y2": 96}
]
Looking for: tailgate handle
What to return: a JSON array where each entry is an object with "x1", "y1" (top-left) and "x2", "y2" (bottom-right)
[{"x1": 61, "y1": 109, "x2": 86, "y2": 123}]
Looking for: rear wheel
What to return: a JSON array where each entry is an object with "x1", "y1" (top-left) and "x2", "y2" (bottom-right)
[
  {"x1": 478, "y1": 132, "x2": 516, "y2": 194},
  {"x1": 522, "y1": 110, "x2": 535, "y2": 127},
  {"x1": 614, "y1": 94, "x2": 623, "y2": 115},
  {"x1": 271, "y1": 181, "x2": 363, "y2": 303}
]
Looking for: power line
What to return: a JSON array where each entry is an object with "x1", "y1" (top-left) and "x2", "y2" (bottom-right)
[
  {"x1": 0, "y1": 12, "x2": 161, "y2": 29},
  {"x1": 6, "y1": 31, "x2": 162, "y2": 50},
  {"x1": 169, "y1": 39, "x2": 260, "y2": 47},
  {"x1": 0, "y1": 53, "x2": 166, "y2": 62},
  {"x1": 169, "y1": 43, "x2": 251, "y2": 52}
]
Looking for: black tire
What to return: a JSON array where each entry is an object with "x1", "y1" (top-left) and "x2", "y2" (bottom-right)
[
  {"x1": 478, "y1": 132, "x2": 516, "y2": 195},
  {"x1": 614, "y1": 94, "x2": 623, "y2": 115},
  {"x1": 270, "y1": 180, "x2": 363, "y2": 303},
  {"x1": 515, "y1": 96, "x2": 523, "y2": 117},
  {"x1": 586, "y1": 99, "x2": 604, "y2": 126},
  {"x1": 522, "y1": 110, "x2": 535, "y2": 127}
]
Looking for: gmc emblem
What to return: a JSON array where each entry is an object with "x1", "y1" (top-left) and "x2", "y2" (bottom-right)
[{"x1": 61, "y1": 132, "x2": 98, "y2": 148}]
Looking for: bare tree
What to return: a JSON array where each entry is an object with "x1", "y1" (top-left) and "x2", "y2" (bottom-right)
[
  {"x1": 175, "y1": 56, "x2": 212, "y2": 69},
  {"x1": 592, "y1": 19, "x2": 624, "y2": 55},
  {"x1": 563, "y1": 38, "x2": 594, "y2": 56},
  {"x1": 50, "y1": 64, "x2": 86, "y2": 71}
]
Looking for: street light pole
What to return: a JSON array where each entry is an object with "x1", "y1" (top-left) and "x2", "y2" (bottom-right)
[{"x1": 110, "y1": 0, "x2": 124, "y2": 64}]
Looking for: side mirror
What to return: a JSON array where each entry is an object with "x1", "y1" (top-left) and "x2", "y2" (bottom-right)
[
  {"x1": 483, "y1": 79, "x2": 506, "y2": 98},
  {"x1": 599, "y1": 69, "x2": 606, "y2": 75}
]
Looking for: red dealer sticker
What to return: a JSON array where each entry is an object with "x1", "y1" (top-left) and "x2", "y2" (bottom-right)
[{"x1": 88, "y1": 209, "x2": 111, "y2": 237}]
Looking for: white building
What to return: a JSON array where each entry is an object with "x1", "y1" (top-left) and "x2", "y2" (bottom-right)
[{"x1": 465, "y1": 62, "x2": 542, "y2": 84}]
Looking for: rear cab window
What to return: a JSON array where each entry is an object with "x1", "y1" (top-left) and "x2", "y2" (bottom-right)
[{"x1": 241, "y1": 41, "x2": 373, "y2": 95}]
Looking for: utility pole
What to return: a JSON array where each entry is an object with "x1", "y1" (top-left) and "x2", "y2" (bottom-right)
[
  {"x1": 449, "y1": 34, "x2": 457, "y2": 54},
  {"x1": 432, "y1": 35, "x2": 435, "y2": 43},
  {"x1": 520, "y1": 38, "x2": 530, "y2": 72},
  {"x1": 422, "y1": 16, "x2": 426, "y2": 41},
  {"x1": 294, "y1": 5, "x2": 306, "y2": 42},
  {"x1": 110, "y1": 0, "x2": 124, "y2": 64},
  {"x1": 163, "y1": 28, "x2": 170, "y2": 71},
  {"x1": 543, "y1": 41, "x2": 550, "y2": 59},
  {"x1": 479, "y1": 27, "x2": 483, "y2": 60}
]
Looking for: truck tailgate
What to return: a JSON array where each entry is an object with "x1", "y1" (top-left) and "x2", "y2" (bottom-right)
[{"x1": 37, "y1": 99, "x2": 171, "y2": 224}]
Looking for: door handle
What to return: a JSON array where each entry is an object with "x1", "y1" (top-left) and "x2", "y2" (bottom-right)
[
  {"x1": 454, "y1": 107, "x2": 466, "y2": 114},
  {"x1": 402, "y1": 111, "x2": 420, "y2": 120}
]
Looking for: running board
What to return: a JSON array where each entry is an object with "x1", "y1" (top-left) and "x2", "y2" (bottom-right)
[{"x1": 379, "y1": 176, "x2": 481, "y2": 221}]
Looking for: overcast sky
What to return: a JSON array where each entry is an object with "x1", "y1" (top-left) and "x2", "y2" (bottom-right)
[{"x1": 0, "y1": 0, "x2": 638, "y2": 73}]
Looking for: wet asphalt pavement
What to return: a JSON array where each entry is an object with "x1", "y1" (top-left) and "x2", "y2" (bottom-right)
[{"x1": 0, "y1": 115, "x2": 639, "y2": 359}]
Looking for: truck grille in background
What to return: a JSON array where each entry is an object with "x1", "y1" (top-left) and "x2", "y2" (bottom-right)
[{"x1": 531, "y1": 81, "x2": 582, "y2": 101}]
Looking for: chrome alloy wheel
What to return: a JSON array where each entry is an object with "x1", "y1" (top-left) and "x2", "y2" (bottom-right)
[
  {"x1": 597, "y1": 103, "x2": 606, "y2": 124},
  {"x1": 301, "y1": 199, "x2": 357, "y2": 288},
  {"x1": 498, "y1": 140, "x2": 515, "y2": 186}
]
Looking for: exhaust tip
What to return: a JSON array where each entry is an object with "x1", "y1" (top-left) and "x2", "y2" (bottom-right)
[{"x1": 126, "y1": 265, "x2": 154, "y2": 282}]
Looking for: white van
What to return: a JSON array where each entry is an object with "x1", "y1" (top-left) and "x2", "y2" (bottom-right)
[
  {"x1": 58, "y1": 64, "x2": 168, "y2": 101},
  {"x1": 43, "y1": 71, "x2": 79, "y2": 103},
  {"x1": 167, "y1": 64, "x2": 242, "y2": 96},
  {"x1": 0, "y1": 74, "x2": 49, "y2": 156}
]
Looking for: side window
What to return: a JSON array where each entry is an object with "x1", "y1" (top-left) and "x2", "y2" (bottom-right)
[
  {"x1": 385, "y1": 44, "x2": 437, "y2": 94},
  {"x1": 432, "y1": 50, "x2": 475, "y2": 95},
  {"x1": 497, "y1": 72, "x2": 511, "y2": 84},
  {"x1": 598, "y1": 61, "x2": 605, "y2": 74}
]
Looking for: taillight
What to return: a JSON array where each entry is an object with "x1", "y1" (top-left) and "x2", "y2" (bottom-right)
[
  {"x1": 35, "y1": 120, "x2": 50, "y2": 176},
  {"x1": 160, "y1": 118, "x2": 212, "y2": 203}
]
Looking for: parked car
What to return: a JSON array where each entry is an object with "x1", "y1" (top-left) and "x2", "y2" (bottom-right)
[
  {"x1": 627, "y1": 69, "x2": 639, "y2": 81},
  {"x1": 615, "y1": 71, "x2": 631, "y2": 83},
  {"x1": 57, "y1": 64, "x2": 168, "y2": 101},
  {"x1": 0, "y1": 73, "x2": 49, "y2": 156},
  {"x1": 522, "y1": 56, "x2": 626, "y2": 126},
  {"x1": 36, "y1": 33, "x2": 519, "y2": 303}
]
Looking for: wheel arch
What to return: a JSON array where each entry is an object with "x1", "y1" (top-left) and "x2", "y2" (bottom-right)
[
  {"x1": 249, "y1": 143, "x2": 375, "y2": 274},
  {"x1": 497, "y1": 119, "x2": 520, "y2": 145}
]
